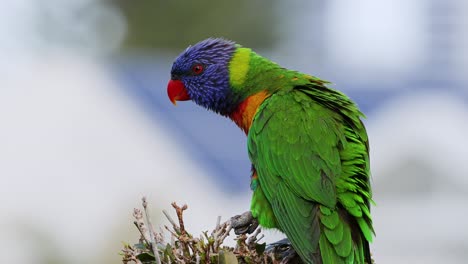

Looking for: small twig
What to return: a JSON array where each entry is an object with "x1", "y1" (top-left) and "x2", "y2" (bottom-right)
[
  {"x1": 257, "y1": 234, "x2": 265, "y2": 243},
  {"x1": 247, "y1": 227, "x2": 262, "y2": 246},
  {"x1": 164, "y1": 225, "x2": 179, "y2": 238},
  {"x1": 170, "y1": 232, "x2": 176, "y2": 246},
  {"x1": 215, "y1": 216, "x2": 221, "y2": 230},
  {"x1": 171, "y1": 202, "x2": 188, "y2": 235},
  {"x1": 212, "y1": 218, "x2": 231, "y2": 251},
  {"x1": 204, "y1": 238, "x2": 211, "y2": 264},
  {"x1": 121, "y1": 243, "x2": 145, "y2": 264},
  {"x1": 219, "y1": 223, "x2": 233, "y2": 243},
  {"x1": 133, "y1": 209, "x2": 151, "y2": 244},
  {"x1": 142, "y1": 197, "x2": 161, "y2": 264},
  {"x1": 172, "y1": 250, "x2": 185, "y2": 264},
  {"x1": 163, "y1": 209, "x2": 180, "y2": 233},
  {"x1": 187, "y1": 237, "x2": 198, "y2": 256},
  {"x1": 171, "y1": 202, "x2": 192, "y2": 258},
  {"x1": 129, "y1": 256, "x2": 143, "y2": 264}
]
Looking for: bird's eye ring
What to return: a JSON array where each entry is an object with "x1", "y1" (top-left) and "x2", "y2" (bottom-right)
[{"x1": 191, "y1": 64, "x2": 204, "y2": 75}]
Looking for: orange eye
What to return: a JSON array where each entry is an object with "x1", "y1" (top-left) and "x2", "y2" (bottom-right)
[{"x1": 192, "y1": 64, "x2": 204, "y2": 75}]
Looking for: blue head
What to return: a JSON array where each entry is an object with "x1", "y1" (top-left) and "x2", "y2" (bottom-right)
[{"x1": 168, "y1": 38, "x2": 238, "y2": 115}]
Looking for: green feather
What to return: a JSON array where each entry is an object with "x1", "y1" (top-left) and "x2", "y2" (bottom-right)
[
  {"x1": 324, "y1": 220, "x2": 344, "y2": 245},
  {"x1": 319, "y1": 234, "x2": 343, "y2": 264},
  {"x1": 357, "y1": 218, "x2": 374, "y2": 243},
  {"x1": 320, "y1": 206, "x2": 340, "y2": 230},
  {"x1": 334, "y1": 222, "x2": 353, "y2": 257}
]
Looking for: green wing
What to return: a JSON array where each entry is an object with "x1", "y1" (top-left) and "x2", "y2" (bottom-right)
[{"x1": 248, "y1": 86, "x2": 373, "y2": 264}]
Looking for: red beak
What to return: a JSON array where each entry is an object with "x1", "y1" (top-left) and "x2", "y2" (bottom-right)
[{"x1": 167, "y1": 79, "x2": 190, "y2": 105}]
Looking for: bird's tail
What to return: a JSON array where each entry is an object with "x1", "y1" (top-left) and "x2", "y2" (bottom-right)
[{"x1": 318, "y1": 206, "x2": 373, "y2": 264}]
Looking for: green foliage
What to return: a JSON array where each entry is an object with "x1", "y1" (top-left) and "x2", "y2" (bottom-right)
[{"x1": 113, "y1": 0, "x2": 279, "y2": 51}]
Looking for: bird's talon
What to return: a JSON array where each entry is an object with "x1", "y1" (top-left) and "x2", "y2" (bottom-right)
[{"x1": 230, "y1": 211, "x2": 258, "y2": 235}]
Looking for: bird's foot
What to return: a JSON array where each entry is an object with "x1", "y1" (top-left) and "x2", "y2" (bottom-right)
[
  {"x1": 265, "y1": 238, "x2": 302, "y2": 264},
  {"x1": 230, "y1": 211, "x2": 259, "y2": 235}
]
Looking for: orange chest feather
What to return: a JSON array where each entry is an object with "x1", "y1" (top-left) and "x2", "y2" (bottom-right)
[{"x1": 229, "y1": 91, "x2": 270, "y2": 134}]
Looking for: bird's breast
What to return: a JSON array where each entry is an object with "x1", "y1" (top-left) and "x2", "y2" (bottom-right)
[{"x1": 229, "y1": 90, "x2": 270, "y2": 134}]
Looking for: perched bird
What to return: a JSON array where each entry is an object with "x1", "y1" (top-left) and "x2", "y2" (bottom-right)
[{"x1": 167, "y1": 38, "x2": 374, "y2": 264}]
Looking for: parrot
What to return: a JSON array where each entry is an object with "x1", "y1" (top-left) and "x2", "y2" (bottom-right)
[{"x1": 167, "y1": 38, "x2": 374, "y2": 264}]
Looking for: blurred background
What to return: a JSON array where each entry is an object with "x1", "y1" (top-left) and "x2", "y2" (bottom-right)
[{"x1": 1, "y1": 0, "x2": 467, "y2": 263}]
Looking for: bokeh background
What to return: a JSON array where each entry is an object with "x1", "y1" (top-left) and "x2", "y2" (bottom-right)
[{"x1": 1, "y1": 0, "x2": 467, "y2": 263}]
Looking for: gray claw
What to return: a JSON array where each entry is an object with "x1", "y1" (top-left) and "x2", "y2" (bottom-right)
[
  {"x1": 265, "y1": 238, "x2": 302, "y2": 264},
  {"x1": 230, "y1": 211, "x2": 259, "y2": 235}
]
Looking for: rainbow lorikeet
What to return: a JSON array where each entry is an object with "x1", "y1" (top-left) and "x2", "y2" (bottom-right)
[{"x1": 167, "y1": 38, "x2": 374, "y2": 264}]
